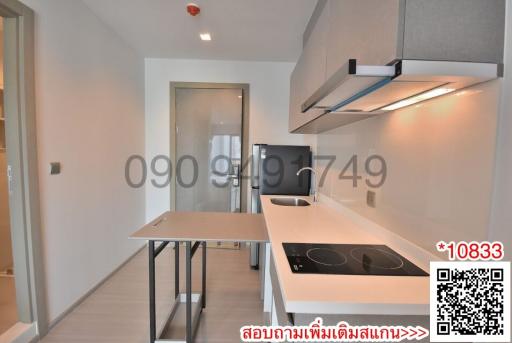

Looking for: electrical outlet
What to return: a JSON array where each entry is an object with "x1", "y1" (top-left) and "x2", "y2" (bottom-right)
[{"x1": 366, "y1": 190, "x2": 376, "y2": 208}]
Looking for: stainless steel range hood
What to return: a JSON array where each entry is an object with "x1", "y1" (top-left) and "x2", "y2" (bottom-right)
[{"x1": 297, "y1": 59, "x2": 502, "y2": 133}]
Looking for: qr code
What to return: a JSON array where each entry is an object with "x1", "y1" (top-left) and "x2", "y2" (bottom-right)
[{"x1": 430, "y1": 261, "x2": 511, "y2": 342}]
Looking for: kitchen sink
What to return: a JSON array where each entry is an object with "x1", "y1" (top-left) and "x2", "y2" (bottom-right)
[{"x1": 270, "y1": 198, "x2": 310, "y2": 207}]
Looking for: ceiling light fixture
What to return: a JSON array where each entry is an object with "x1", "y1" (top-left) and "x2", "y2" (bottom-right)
[
  {"x1": 381, "y1": 87, "x2": 455, "y2": 111},
  {"x1": 200, "y1": 33, "x2": 212, "y2": 41}
]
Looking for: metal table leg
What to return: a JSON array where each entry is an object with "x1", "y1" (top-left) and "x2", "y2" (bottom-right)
[
  {"x1": 202, "y1": 241, "x2": 206, "y2": 308},
  {"x1": 186, "y1": 241, "x2": 192, "y2": 343},
  {"x1": 149, "y1": 241, "x2": 156, "y2": 343},
  {"x1": 175, "y1": 241, "x2": 180, "y2": 298},
  {"x1": 148, "y1": 240, "x2": 205, "y2": 343}
]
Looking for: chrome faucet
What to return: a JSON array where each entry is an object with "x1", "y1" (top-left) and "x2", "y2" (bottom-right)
[{"x1": 296, "y1": 167, "x2": 318, "y2": 202}]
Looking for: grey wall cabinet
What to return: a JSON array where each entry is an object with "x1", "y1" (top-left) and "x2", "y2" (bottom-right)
[
  {"x1": 325, "y1": 0, "x2": 403, "y2": 80},
  {"x1": 288, "y1": 0, "x2": 506, "y2": 133},
  {"x1": 288, "y1": 54, "x2": 306, "y2": 132},
  {"x1": 401, "y1": 0, "x2": 505, "y2": 64},
  {"x1": 289, "y1": 1, "x2": 329, "y2": 132}
]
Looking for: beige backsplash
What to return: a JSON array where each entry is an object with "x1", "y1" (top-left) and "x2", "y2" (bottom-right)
[{"x1": 316, "y1": 80, "x2": 500, "y2": 257}]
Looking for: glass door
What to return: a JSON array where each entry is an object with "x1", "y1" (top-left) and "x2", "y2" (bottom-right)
[{"x1": 175, "y1": 87, "x2": 243, "y2": 213}]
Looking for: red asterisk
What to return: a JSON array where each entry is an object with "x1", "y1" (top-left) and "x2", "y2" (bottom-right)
[{"x1": 437, "y1": 241, "x2": 446, "y2": 251}]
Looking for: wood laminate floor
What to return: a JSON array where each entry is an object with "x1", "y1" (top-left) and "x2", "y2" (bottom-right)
[
  {"x1": 41, "y1": 245, "x2": 264, "y2": 343},
  {"x1": 0, "y1": 276, "x2": 18, "y2": 335}
]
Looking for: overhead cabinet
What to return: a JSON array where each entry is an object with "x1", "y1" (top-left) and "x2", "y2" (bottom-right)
[
  {"x1": 325, "y1": 0, "x2": 403, "y2": 78},
  {"x1": 289, "y1": 1, "x2": 329, "y2": 131},
  {"x1": 289, "y1": 0, "x2": 506, "y2": 133}
]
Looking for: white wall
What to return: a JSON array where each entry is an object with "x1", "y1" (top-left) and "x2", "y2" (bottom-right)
[
  {"x1": 316, "y1": 80, "x2": 501, "y2": 257},
  {"x1": 145, "y1": 58, "x2": 308, "y2": 220},
  {"x1": 21, "y1": 0, "x2": 146, "y2": 323},
  {"x1": 490, "y1": 1, "x2": 512, "y2": 260}
]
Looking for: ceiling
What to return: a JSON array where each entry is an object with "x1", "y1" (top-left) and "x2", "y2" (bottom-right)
[{"x1": 82, "y1": 0, "x2": 317, "y2": 62}]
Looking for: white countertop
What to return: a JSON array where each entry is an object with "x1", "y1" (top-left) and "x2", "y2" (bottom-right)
[{"x1": 260, "y1": 195, "x2": 430, "y2": 315}]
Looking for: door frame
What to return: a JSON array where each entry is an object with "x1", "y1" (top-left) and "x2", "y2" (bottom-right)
[
  {"x1": 0, "y1": 0, "x2": 47, "y2": 338},
  {"x1": 170, "y1": 82, "x2": 250, "y2": 213}
]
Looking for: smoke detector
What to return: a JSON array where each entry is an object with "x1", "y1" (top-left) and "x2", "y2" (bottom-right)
[{"x1": 187, "y1": 3, "x2": 200, "y2": 16}]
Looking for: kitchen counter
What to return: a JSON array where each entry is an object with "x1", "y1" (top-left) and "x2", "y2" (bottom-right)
[{"x1": 260, "y1": 195, "x2": 430, "y2": 315}]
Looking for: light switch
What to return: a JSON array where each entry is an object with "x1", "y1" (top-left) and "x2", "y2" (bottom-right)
[{"x1": 49, "y1": 162, "x2": 61, "y2": 175}]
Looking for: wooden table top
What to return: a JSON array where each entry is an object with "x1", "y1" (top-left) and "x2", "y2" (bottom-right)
[{"x1": 130, "y1": 211, "x2": 268, "y2": 242}]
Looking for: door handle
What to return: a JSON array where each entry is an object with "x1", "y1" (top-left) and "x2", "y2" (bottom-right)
[
  {"x1": 228, "y1": 164, "x2": 240, "y2": 187},
  {"x1": 7, "y1": 165, "x2": 13, "y2": 196}
]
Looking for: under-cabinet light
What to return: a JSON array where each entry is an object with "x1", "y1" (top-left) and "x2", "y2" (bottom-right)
[{"x1": 382, "y1": 87, "x2": 455, "y2": 111}]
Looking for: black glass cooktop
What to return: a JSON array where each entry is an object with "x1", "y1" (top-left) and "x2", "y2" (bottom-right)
[{"x1": 282, "y1": 243, "x2": 429, "y2": 276}]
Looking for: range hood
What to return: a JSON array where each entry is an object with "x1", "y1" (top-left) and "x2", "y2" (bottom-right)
[{"x1": 296, "y1": 59, "x2": 502, "y2": 133}]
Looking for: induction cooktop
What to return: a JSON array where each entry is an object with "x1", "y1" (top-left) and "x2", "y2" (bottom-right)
[{"x1": 282, "y1": 243, "x2": 429, "y2": 276}]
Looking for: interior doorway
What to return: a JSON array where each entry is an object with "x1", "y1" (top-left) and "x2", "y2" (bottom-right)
[
  {"x1": 175, "y1": 87, "x2": 243, "y2": 212},
  {"x1": 0, "y1": 16, "x2": 19, "y2": 335},
  {"x1": 0, "y1": 0, "x2": 47, "y2": 340},
  {"x1": 170, "y1": 83, "x2": 250, "y2": 248}
]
